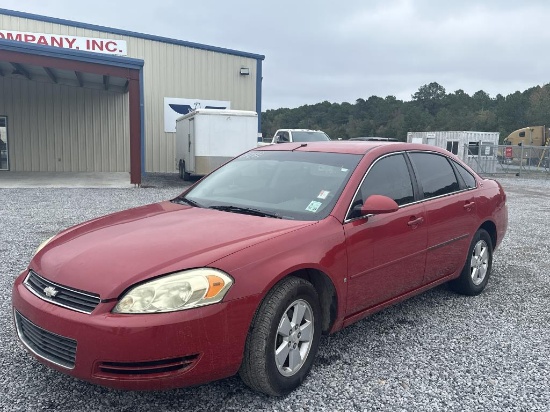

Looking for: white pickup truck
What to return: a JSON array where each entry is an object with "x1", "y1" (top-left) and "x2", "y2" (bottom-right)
[{"x1": 258, "y1": 129, "x2": 331, "y2": 146}]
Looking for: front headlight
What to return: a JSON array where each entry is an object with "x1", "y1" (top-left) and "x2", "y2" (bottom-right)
[{"x1": 113, "y1": 268, "x2": 233, "y2": 314}]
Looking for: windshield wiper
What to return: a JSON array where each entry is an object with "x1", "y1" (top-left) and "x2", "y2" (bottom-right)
[
  {"x1": 209, "y1": 205, "x2": 282, "y2": 219},
  {"x1": 172, "y1": 196, "x2": 202, "y2": 208}
]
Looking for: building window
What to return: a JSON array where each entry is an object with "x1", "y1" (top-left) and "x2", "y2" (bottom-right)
[
  {"x1": 467, "y1": 142, "x2": 480, "y2": 156},
  {"x1": 446, "y1": 141, "x2": 459, "y2": 155}
]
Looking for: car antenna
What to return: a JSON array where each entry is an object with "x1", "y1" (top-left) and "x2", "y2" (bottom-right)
[{"x1": 292, "y1": 143, "x2": 308, "y2": 151}]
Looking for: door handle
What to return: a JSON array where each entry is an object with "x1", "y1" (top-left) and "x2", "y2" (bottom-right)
[
  {"x1": 463, "y1": 201, "x2": 475, "y2": 211},
  {"x1": 407, "y1": 217, "x2": 424, "y2": 227}
]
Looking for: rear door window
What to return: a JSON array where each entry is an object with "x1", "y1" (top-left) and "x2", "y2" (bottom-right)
[
  {"x1": 408, "y1": 152, "x2": 460, "y2": 199},
  {"x1": 453, "y1": 162, "x2": 477, "y2": 189}
]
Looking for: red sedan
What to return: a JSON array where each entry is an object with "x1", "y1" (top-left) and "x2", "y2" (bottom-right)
[{"x1": 12, "y1": 142, "x2": 507, "y2": 396}]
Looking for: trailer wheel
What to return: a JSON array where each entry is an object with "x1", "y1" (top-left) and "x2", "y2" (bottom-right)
[
  {"x1": 178, "y1": 160, "x2": 184, "y2": 180},
  {"x1": 179, "y1": 160, "x2": 191, "y2": 181}
]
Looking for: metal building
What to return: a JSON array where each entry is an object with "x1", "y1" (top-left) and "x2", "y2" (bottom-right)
[
  {"x1": 0, "y1": 8, "x2": 264, "y2": 184},
  {"x1": 407, "y1": 131, "x2": 500, "y2": 173}
]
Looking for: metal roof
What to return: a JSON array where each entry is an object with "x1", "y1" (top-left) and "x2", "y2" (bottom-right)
[
  {"x1": 0, "y1": 38, "x2": 144, "y2": 92},
  {"x1": 0, "y1": 8, "x2": 265, "y2": 61}
]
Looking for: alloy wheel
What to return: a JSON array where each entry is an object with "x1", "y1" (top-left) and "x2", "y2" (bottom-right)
[
  {"x1": 470, "y1": 239, "x2": 489, "y2": 286},
  {"x1": 274, "y1": 299, "x2": 314, "y2": 377}
]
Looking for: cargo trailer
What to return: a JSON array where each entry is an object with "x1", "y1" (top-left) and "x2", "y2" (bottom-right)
[{"x1": 176, "y1": 109, "x2": 258, "y2": 180}]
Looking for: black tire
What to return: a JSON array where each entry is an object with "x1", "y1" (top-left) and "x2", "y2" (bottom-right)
[
  {"x1": 450, "y1": 229, "x2": 493, "y2": 296},
  {"x1": 179, "y1": 160, "x2": 190, "y2": 181},
  {"x1": 178, "y1": 160, "x2": 184, "y2": 180},
  {"x1": 239, "y1": 276, "x2": 322, "y2": 396}
]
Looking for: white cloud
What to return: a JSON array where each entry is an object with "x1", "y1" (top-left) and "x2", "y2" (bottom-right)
[{"x1": 2, "y1": 0, "x2": 550, "y2": 109}]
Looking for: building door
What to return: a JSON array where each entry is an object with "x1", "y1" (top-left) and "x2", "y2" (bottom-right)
[{"x1": 0, "y1": 116, "x2": 8, "y2": 170}]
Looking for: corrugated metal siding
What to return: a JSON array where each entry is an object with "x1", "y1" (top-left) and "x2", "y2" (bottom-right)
[
  {"x1": 137, "y1": 39, "x2": 257, "y2": 172},
  {"x1": 0, "y1": 76, "x2": 129, "y2": 172},
  {"x1": 0, "y1": 14, "x2": 258, "y2": 172},
  {"x1": 406, "y1": 131, "x2": 500, "y2": 163}
]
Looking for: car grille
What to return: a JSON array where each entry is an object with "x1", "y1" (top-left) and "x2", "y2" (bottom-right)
[
  {"x1": 24, "y1": 270, "x2": 100, "y2": 314},
  {"x1": 14, "y1": 310, "x2": 77, "y2": 369},
  {"x1": 96, "y1": 355, "x2": 199, "y2": 378}
]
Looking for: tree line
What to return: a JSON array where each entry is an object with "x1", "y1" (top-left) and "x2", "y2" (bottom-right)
[{"x1": 261, "y1": 82, "x2": 550, "y2": 143}]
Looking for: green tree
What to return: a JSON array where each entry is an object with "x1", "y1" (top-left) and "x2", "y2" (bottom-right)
[
  {"x1": 496, "y1": 91, "x2": 529, "y2": 139},
  {"x1": 526, "y1": 84, "x2": 550, "y2": 126},
  {"x1": 412, "y1": 82, "x2": 446, "y2": 115},
  {"x1": 472, "y1": 90, "x2": 492, "y2": 111},
  {"x1": 262, "y1": 81, "x2": 546, "y2": 143}
]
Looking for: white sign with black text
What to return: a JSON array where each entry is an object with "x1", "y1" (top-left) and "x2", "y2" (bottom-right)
[{"x1": 0, "y1": 30, "x2": 127, "y2": 56}]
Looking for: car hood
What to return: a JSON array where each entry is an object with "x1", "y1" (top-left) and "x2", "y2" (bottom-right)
[{"x1": 31, "y1": 201, "x2": 315, "y2": 299}]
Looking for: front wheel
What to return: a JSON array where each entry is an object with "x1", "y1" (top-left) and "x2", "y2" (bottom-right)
[
  {"x1": 450, "y1": 229, "x2": 493, "y2": 295},
  {"x1": 239, "y1": 277, "x2": 322, "y2": 396}
]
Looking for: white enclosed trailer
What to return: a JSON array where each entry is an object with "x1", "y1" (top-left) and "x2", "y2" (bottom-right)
[
  {"x1": 406, "y1": 131, "x2": 500, "y2": 173},
  {"x1": 176, "y1": 109, "x2": 258, "y2": 179}
]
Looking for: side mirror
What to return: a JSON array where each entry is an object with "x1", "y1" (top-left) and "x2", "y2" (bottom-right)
[{"x1": 357, "y1": 195, "x2": 399, "y2": 216}]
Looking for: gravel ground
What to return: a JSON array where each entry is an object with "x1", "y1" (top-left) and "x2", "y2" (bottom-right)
[{"x1": 0, "y1": 174, "x2": 548, "y2": 412}]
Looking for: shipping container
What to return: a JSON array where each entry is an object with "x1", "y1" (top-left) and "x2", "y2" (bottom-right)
[{"x1": 407, "y1": 131, "x2": 500, "y2": 173}]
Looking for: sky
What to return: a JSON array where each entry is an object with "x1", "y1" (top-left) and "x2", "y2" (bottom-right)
[{"x1": 1, "y1": 0, "x2": 550, "y2": 110}]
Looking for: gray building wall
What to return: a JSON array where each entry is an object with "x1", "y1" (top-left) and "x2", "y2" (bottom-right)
[
  {"x1": 0, "y1": 13, "x2": 259, "y2": 173},
  {"x1": 0, "y1": 76, "x2": 129, "y2": 172}
]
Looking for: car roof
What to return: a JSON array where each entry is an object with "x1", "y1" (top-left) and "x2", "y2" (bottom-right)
[
  {"x1": 255, "y1": 141, "x2": 457, "y2": 157},
  {"x1": 257, "y1": 141, "x2": 399, "y2": 155}
]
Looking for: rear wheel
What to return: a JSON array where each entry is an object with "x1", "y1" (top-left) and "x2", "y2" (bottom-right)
[
  {"x1": 450, "y1": 229, "x2": 493, "y2": 295},
  {"x1": 239, "y1": 277, "x2": 322, "y2": 396}
]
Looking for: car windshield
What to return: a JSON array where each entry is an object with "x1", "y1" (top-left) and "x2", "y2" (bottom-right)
[
  {"x1": 181, "y1": 150, "x2": 361, "y2": 221},
  {"x1": 291, "y1": 131, "x2": 331, "y2": 142}
]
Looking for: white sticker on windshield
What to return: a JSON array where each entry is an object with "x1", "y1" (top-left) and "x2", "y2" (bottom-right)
[
  {"x1": 306, "y1": 201, "x2": 322, "y2": 212},
  {"x1": 341, "y1": 168, "x2": 348, "y2": 172},
  {"x1": 318, "y1": 190, "x2": 330, "y2": 199}
]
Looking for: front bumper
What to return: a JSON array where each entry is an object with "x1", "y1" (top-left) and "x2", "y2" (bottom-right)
[{"x1": 12, "y1": 270, "x2": 258, "y2": 390}]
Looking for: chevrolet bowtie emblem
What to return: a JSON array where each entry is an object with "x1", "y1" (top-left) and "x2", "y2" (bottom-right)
[{"x1": 44, "y1": 286, "x2": 59, "y2": 298}]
